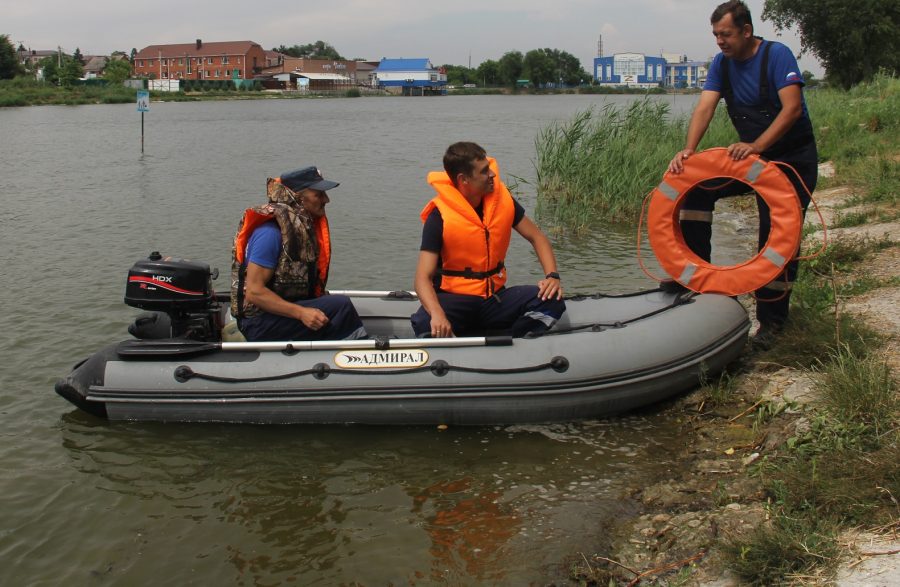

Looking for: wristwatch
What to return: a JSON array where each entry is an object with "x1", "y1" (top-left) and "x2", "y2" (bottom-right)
[{"x1": 545, "y1": 272, "x2": 560, "y2": 280}]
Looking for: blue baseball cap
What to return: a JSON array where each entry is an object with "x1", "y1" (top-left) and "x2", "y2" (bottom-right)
[{"x1": 280, "y1": 166, "x2": 339, "y2": 192}]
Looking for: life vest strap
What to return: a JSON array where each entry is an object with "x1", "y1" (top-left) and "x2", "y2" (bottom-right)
[{"x1": 439, "y1": 261, "x2": 505, "y2": 280}]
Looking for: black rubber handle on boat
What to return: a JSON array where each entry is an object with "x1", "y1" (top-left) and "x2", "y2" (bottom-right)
[
  {"x1": 117, "y1": 339, "x2": 221, "y2": 357},
  {"x1": 485, "y1": 336, "x2": 513, "y2": 346}
]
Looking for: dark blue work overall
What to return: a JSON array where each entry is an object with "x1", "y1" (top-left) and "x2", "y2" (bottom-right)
[{"x1": 680, "y1": 41, "x2": 818, "y2": 327}]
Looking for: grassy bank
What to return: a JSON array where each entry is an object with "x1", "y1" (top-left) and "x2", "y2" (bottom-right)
[
  {"x1": 534, "y1": 73, "x2": 899, "y2": 230},
  {"x1": 0, "y1": 78, "x2": 371, "y2": 107}
]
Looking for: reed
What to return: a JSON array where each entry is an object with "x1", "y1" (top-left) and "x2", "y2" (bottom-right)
[{"x1": 533, "y1": 98, "x2": 735, "y2": 230}]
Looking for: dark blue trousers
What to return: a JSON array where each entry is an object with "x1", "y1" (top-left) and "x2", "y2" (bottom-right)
[
  {"x1": 680, "y1": 160, "x2": 817, "y2": 327},
  {"x1": 410, "y1": 285, "x2": 566, "y2": 338},
  {"x1": 238, "y1": 295, "x2": 366, "y2": 342}
]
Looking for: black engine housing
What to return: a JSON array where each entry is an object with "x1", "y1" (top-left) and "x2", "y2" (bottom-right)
[{"x1": 125, "y1": 252, "x2": 223, "y2": 340}]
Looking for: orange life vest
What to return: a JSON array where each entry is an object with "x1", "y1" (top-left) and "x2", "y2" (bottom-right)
[
  {"x1": 422, "y1": 158, "x2": 515, "y2": 298},
  {"x1": 647, "y1": 148, "x2": 802, "y2": 295}
]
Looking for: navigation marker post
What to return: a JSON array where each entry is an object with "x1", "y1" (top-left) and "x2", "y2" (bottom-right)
[{"x1": 136, "y1": 90, "x2": 150, "y2": 153}]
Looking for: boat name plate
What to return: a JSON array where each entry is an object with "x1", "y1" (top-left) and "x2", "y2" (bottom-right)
[{"x1": 334, "y1": 349, "x2": 429, "y2": 369}]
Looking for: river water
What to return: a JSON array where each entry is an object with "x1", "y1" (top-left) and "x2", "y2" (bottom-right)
[{"x1": 0, "y1": 94, "x2": 740, "y2": 584}]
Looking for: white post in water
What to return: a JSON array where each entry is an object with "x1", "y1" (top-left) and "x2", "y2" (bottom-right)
[{"x1": 136, "y1": 90, "x2": 150, "y2": 154}]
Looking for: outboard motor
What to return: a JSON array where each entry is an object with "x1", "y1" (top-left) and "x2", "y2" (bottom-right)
[{"x1": 124, "y1": 252, "x2": 223, "y2": 340}]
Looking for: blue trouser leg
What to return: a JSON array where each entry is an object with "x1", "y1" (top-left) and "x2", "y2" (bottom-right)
[
  {"x1": 483, "y1": 285, "x2": 566, "y2": 337},
  {"x1": 410, "y1": 286, "x2": 566, "y2": 337},
  {"x1": 239, "y1": 295, "x2": 367, "y2": 341},
  {"x1": 755, "y1": 160, "x2": 817, "y2": 326}
]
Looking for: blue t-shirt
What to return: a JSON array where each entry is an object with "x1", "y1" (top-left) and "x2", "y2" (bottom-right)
[
  {"x1": 420, "y1": 199, "x2": 526, "y2": 252},
  {"x1": 245, "y1": 222, "x2": 281, "y2": 269},
  {"x1": 704, "y1": 40, "x2": 807, "y2": 114}
]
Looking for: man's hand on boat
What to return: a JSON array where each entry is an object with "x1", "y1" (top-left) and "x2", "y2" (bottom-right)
[
  {"x1": 429, "y1": 312, "x2": 455, "y2": 338},
  {"x1": 538, "y1": 275, "x2": 564, "y2": 301}
]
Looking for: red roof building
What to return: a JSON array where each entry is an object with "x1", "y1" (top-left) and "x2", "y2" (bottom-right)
[{"x1": 132, "y1": 39, "x2": 266, "y2": 80}]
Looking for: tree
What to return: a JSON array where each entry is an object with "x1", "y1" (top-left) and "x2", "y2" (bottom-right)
[
  {"x1": 73, "y1": 47, "x2": 84, "y2": 64},
  {"x1": 38, "y1": 53, "x2": 82, "y2": 85},
  {"x1": 523, "y1": 49, "x2": 556, "y2": 85},
  {"x1": 0, "y1": 34, "x2": 22, "y2": 79},
  {"x1": 763, "y1": 0, "x2": 900, "y2": 88},
  {"x1": 130, "y1": 48, "x2": 137, "y2": 63},
  {"x1": 59, "y1": 55, "x2": 83, "y2": 85},
  {"x1": 476, "y1": 59, "x2": 501, "y2": 86},
  {"x1": 440, "y1": 64, "x2": 475, "y2": 86},
  {"x1": 274, "y1": 41, "x2": 344, "y2": 60},
  {"x1": 497, "y1": 51, "x2": 523, "y2": 86},
  {"x1": 104, "y1": 58, "x2": 133, "y2": 85}
]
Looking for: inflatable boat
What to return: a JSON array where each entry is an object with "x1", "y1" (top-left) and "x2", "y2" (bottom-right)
[{"x1": 55, "y1": 253, "x2": 751, "y2": 424}]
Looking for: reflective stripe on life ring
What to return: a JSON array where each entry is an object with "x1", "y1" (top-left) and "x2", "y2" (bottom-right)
[{"x1": 647, "y1": 148, "x2": 802, "y2": 295}]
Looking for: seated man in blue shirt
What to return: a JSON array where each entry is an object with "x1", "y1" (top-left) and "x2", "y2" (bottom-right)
[{"x1": 230, "y1": 166, "x2": 367, "y2": 342}]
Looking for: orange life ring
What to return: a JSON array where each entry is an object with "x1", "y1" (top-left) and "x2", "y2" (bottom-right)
[{"x1": 647, "y1": 148, "x2": 802, "y2": 295}]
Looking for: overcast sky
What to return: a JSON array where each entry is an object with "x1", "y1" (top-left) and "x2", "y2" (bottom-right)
[{"x1": 6, "y1": 0, "x2": 824, "y2": 76}]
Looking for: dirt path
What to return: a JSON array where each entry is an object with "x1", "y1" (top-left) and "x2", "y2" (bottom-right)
[{"x1": 573, "y1": 177, "x2": 899, "y2": 585}]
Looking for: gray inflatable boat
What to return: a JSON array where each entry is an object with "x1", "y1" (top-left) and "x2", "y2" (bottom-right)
[{"x1": 55, "y1": 254, "x2": 750, "y2": 424}]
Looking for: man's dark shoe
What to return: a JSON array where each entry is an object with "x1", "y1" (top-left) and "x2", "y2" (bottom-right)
[{"x1": 749, "y1": 323, "x2": 782, "y2": 351}]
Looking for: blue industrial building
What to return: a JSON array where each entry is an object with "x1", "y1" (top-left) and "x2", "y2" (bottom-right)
[
  {"x1": 594, "y1": 53, "x2": 667, "y2": 88},
  {"x1": 593, "y1": 53, "x2": 708, "y2": 88}
]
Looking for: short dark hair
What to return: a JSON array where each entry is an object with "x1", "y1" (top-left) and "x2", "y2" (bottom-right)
[
  {"x1": 443, "y1": 141, "x2": 487, "y2": 185},
  {"x1": 711, "y1": 0, "x2": 753, "y2": 31}
]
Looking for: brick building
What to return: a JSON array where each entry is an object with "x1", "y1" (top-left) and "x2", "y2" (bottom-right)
[{"x1": 132, "y1": 39, "x2": 266, "y2": 81}]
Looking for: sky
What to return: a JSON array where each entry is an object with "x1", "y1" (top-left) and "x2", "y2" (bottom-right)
[{"x1": 6, "y1": 0, "x2": 824, "y2": 77}]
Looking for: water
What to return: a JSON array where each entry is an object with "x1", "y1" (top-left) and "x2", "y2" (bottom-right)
[{"x1": 1, "y1": 94, "x2": 729, "y2": 584}]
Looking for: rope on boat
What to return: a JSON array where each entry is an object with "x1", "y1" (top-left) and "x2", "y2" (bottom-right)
[
  {"x1": 545, "y1": 290, "x2": 697, "y2": 336},
  {"x1": 174, "y1": 356, "x2": 570, "y2": 384}
]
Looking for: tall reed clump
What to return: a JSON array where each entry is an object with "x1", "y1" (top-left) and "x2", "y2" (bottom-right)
[{"x1": 533, "y1": 98, "x2": 736, "y2": 230}]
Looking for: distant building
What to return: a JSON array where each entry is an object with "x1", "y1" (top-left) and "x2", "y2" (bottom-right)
[
  {"x1": 259, "y1": 57, "x2": 357, "y2": 90},
  {"x1": 81, "y1": 55, "x2": 109, "y2": 79},
  {"x1": 373, "y1": 58, "x2": 447, "y2": 95},
  {"x1": 17, "y1": 48, "x2": 58, "y2": 68},
  {"x1": 663, "y1": 54, "x2": 708, "y2": 89},
  {"x1": 594, "y1": 53, "x2": 667, "y2": 88},
  {"x1": 132, "y1": 39, "x2": 266, "y2": 81}
]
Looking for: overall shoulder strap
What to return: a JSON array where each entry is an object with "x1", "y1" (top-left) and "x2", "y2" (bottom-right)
[
  {"x1": 720, "y1": 55, "x2": 733, "y2": 105},
  {"x1": 758, "y1": 40, "x2": 772, "y2": 105}
]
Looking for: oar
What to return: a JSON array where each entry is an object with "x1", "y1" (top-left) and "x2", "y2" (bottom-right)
[
  {"x1": 327, "y1": 289, "x2": 418, "y2": 299},
  {"x1": 116, "y1": 335, "x2": 513, "y2": 357}
]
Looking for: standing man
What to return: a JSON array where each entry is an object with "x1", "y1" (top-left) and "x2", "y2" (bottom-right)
[
  {"x1": 231, "y1": 166, "x2": 367, "y2": 342},
  {"x1": 411, "y1": 142, "x2": 566, "y2": 338},
  {"x1": 669, "y1": 0, "x2": 817, "y2": 346}
]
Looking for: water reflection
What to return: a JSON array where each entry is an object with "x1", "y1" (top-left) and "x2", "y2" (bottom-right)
[
  {"x1": 58, "y1": 411, "x2": 681, "y2": 584},
  {"x1": 412, "y1": 476, "x2": 520, "y2": 583}
]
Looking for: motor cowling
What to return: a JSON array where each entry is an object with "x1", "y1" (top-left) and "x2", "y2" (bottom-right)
[{"x1": 125, "y1": 252, "x2": 222, "y2": 340}]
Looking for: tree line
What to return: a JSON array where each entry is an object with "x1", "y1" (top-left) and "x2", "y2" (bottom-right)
[
  {"x1": 443, "y1": 49, "x2": 590, "y2": 87},
  {"x1": 4, "y1": 1, "x2": 898, "y2": 90}
]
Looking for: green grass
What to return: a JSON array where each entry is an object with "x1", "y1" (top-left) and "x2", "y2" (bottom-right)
[{"x1": 723, "y1": 343, "x2": 898, "y2": 585}]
